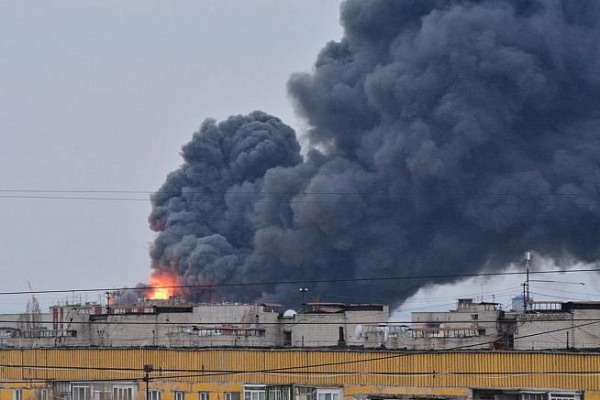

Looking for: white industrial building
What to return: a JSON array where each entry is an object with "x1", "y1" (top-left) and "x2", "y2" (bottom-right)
[{"x1": 1, "y1": 295, "x2": 600, "y2": 351}]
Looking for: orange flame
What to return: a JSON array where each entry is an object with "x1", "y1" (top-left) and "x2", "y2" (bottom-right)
[{"x1": 147, "y1": 272, "x2": 179, "y2": 300}]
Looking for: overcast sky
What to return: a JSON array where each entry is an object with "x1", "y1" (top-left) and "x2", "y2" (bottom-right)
[
  {"x1": 2, "y1": 1, "x2": 600, "y2": 315},
  {"x1": 0, "y1": 1, "x2": 346, "y2": 312}
]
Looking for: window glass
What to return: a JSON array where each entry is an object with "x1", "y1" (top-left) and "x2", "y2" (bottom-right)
[
  {"x1": 113, "y1": 387, "x2": 133, "y2": 400},
  {"x1": 522, "y1": 394, "x2": 545, "y2": 400},
  {"x1": 37, "y1": 390, "x2": 49, "y2": 400},
  {"x1": 316, "y1": 389, "x2": 341, "y2": 400},
  {"x1": 72, "y1": 386, "x2": 91, "y2": 400},
  {"x1": 550, "y1": 395, "x2": 578, "y2": 400}
]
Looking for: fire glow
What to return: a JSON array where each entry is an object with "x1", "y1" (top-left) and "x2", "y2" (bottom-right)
[{"x1": 147, "y1": 272, "x2": 179, "y2": 300}]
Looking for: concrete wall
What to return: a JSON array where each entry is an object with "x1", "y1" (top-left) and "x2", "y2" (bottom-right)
[
  {"x1": 284, "y1": 307, "x2": 389, "y2": 347},
  {"x1": 512, "y1": 309, "x2": 600, "y2": 350},
  {"x1": 512, "y1": 312, "x2": 573, "y2": 350}
]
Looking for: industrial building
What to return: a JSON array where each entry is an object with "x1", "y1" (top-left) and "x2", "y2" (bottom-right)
[
  {"x1": 1, "y1": 296, "x2": 600, "y2": 400},
  {"x1": 2, "y1": 294, "x2": 600, "y2": 351},
  {"x1": 0, "y1": 300, "x2": 388, "y2": 348}
]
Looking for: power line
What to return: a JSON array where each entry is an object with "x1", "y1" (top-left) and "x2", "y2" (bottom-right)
[
  {"x1": 1, "y1": 189, "x2": 600, "y2": 204},
  {"x1": 1, "y1": 267, "x2": 597, "y2": 297},
  {"x1": 0, "y1": 317, "x2": 598, "y2": 327},
  {"x1": 2, "y1": 189, "x2": 600, "y2": 196}
]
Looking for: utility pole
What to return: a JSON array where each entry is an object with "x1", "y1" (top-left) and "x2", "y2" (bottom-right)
[{"x1": 143, "y1": 364, "x2": 154, "y2": 400}]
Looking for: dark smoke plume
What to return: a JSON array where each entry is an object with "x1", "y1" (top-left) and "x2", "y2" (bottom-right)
[{"x1": 148, "y1": 0, "x2": 600, "y2": 307}]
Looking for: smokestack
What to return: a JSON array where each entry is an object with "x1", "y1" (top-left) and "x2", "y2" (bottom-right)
[{"x1": 148, "y1": 0, "x2": 600, "y2": 307}]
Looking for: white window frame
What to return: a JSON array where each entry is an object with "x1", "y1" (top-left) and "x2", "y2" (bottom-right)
[
  {"x1": 113, "y1": 385, "x2": 135, "y2": 400},
  {"x1": 72, "y1": 385, "x2": 91, "y2": 400},
  {"x1": 199, "y1": 392, "x2": 209, "y2": 400},
  {"x1": 174, "y1": 391, "x2": 186, "y2": 400},
  {"x1": 550, "y1": 394, "x2": 580, "y2": 400},
  {"x1": 225, "y1": 393, "x2": 241, "y2": 400},
  {"x1": 267, "y1": 387, "x2": 291, "y2": 400},
  {"x1": 148, "y1": 390, "x2": 161, "y2": 400},
  {"x1": 244, "y1": 386, "x2": 266, "y2": 400},
  {"x1": 316, "y1": 388, "x2": 342, "y2": 400},
  {"x1": 13, "y1": 389, "x2": 23, "y2": 400}
]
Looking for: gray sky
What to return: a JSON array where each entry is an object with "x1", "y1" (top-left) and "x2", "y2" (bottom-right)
[
  {"x1": 0, "y1": 1, "x2": 343, "y2": 312},
  {"x1": 2, "y1": 1, "x2": 599, "y2": 315}
]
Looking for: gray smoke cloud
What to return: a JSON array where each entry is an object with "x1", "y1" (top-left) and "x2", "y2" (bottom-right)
[{"x1": 147, "y1": 0, "x2": 600, "y2": 307}]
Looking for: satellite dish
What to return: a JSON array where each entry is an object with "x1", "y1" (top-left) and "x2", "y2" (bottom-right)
[{"x1": 283, "y1": 309, "x2": 297, "y2": 318}]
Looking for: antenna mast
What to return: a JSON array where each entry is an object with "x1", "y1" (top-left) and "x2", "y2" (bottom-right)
[{"x1": 523, "y1": 251, "x2": 532, "y2": 312}]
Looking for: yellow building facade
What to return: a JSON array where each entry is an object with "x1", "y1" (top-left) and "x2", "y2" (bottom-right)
[{"x1": 0, "y1": 349, "x2": 597, "y2": 400}]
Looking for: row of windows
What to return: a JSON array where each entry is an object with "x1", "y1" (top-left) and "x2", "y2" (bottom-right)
[
  {"x1": 68, "y1": 388, "x2": 213, "y2": 400},
  {"x1": 151, "y1": 387, "x2": 340, "y2": 400},
  {"x1": 477, "y1": 390, "x2": 581, "y2": 400},
  {"x1": 0, "y1": 329, "x2": 77, "y2": 338},
  {"x1": 11, "y1": 385, "x2": 340, "y2": 400},
  {"x1": 522, "y1": 394, "x2": 580, "y2": 400},
  {"x1": 154, "y1": 391, "x2": 214, "y2": 400},
  {"x1": 72, "y1": 386, "x2": 135, "y2": 400},
  {"x1": 130, "y1": 386, "x2": 581, "y2": 400},
  {"x1": 176, "y1": 327, "x2": 266, "y2": 337},
  {"x1": 410, "y1": 328, "x2": 487, "y2": 338}
]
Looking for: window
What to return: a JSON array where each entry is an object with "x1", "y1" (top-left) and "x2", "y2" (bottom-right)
[
  {"x1": 199, "y1": 393, "x2": 209, "y2": 400},
  {"x1": 72, "y1": 385, "x2": 91, "y2": 400},
  {"x1": 113, "y1": 387, "x2": 134, "y2": 400},
  {"x1": 149, "y1": 390, "x2": 162, "y2": 400},
  {"x1": 316, "y1": 389, "x2": 341, "y2": 400},
  {"x1": 13, "y1": 389, "x2": 22, "y2": 400},
  {"x1": 317, "y1": 393, "x2": 338, "y2": 400},
  {"x1": 337, "y1": 327, "x2": 346, "y2": 346},
  {"x1": 36, "y1": 389, "x2": 49, "y2": 400},
  {"x1": 283, "y1": 332, "x2": 292, "y2": 346},
  {"x1": 295, "y1": 387, "x2": 315, "y2": 400},
  {"x1": 266, "y1": 387, "x2": 291, "y2": 400},
  {"x1": 175, "y1": 391, "x2": 186, "y2": 400},
  {"x1": 550, "y1": 394, "x2": 579, "y2": 400},
  {"x1": 226, "y1": 393, "x2": 241, "y2": 400},
  {"x1": 522, "y1": 394, "x2": 546, "y2": 400},
  {"x1": 244, "y1": 387, "x2": 265, "y2": 400}
]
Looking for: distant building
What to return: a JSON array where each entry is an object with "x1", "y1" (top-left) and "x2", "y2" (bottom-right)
[
  {"x1": 2, "y1": 296, "x2": 600, "y2": 352},
  {"x1": 364, "y1": 298, "x2": 508, "y2": 350},
  {"x1": 0, "y1": 299, "x2": 389, "y2": 348},
  {"x1": 510, "y1": 301, "x2": 600, "y2": 350}
]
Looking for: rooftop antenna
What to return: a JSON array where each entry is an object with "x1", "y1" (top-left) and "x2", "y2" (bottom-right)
[
  {"x1": 523, "y1": 251, "x2": 532, "y2": 312},
  {"x1": 21, "y1": 281, "x2": 41, "y2": 332}
]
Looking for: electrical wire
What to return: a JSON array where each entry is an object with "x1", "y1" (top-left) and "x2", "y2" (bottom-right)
[
  {"x1": 3, "y1": 316, "x2": 600, "y2": 326},
  {"x1": 0, "y1": 267, "x2": 597, "y2": 297},
  {"x1": 0, "y1": 317, "x2": 599, "y2": 382},
  {"x1": 1, "y1": 188, "x2": 600, "y2": 205},
  {"x1": 2, "y1": 189, "x2": 600, "y2": 196}
]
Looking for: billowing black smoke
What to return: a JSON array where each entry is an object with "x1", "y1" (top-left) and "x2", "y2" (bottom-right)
[{"x1": 148, "y1": 0, "x2": 600, "y2": 307}]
